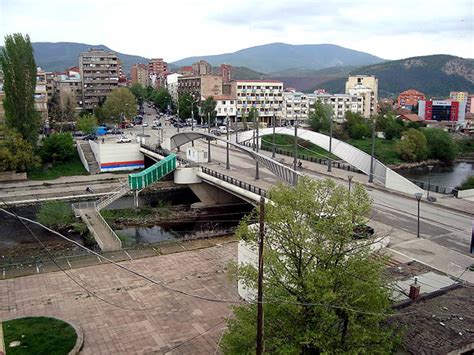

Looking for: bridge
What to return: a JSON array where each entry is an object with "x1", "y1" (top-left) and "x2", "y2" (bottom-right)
[{"x1": 168, "y1": 127, "x2": 422, "y2": 196}]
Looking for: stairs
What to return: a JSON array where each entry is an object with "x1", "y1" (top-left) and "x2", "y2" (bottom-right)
[
  {"x1": 78, "y1": 141, "x2": 100, "y2": 174},
  {"x1": 96, "y1": 184, "x2": 130, "y2": 210}
]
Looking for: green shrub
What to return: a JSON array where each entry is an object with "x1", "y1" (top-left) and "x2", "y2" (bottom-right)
[
  {"x1": 396, "y1": 128, "x2": 429, "y2": 162},
  {"x1": 40, "y1": 132, "x2": 75, "y2": 163},
  {"x1": 422, "y1": 128, "x2": 457, "y2": 162},
  {"x1": 457, "y1": 176, "x2": 474, "y2": 190},
  {"x1": 37, "y1": 200, "x2": 74, "y2": 230}
]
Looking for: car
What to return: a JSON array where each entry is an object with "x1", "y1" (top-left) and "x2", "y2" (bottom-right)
[
  {"x1": 109, "y1": 128, "x2": 124, "y2": 135},
  {"x1": 73, "y1": 131, "x2": 85, "y2": 137},
  {"x1": 173, "y1": 122, "x2": 184, "y2": 128},
  {"x1": 142, "y1": 122, "x2": 148, "y2": 127},
  {"x1": 210, "y1": 129, "x2": 221, "y2": 136},
  {"x1": 82, "y1": 134, "x2": 97, "y2": 141},
  {"x1": 151, "y1": 125, "x2": 161, "y2": 130},
  {"x1": 116, "y1": 136, "x2": 132, "y2": 143}
]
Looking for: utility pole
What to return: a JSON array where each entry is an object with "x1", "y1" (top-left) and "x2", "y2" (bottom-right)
[
  {"x1": 207, "y1": 112, "x2": 211, "y2": 162},
  {"x1": 226, "y1": 114, "x2": 230, "y2": 169},
  {"x1": 327, "y1": 113, "x2": 333, "y2": 172},
  {"x1": 191, "y1": 97, "x2": 195, "y2": 147},
  {"x1": 369, "y1": 116, "x2": 376, "y2": 183},
  {"x1": 293, "y1": 115, "x2": 298, "y2": 186},
  {"x1": 272, "y1": 114, "x2": 276, "y2": 158},
  {"x1": 256, "y1": 196, "x2": 265, "y2": 355},
  {"x1": 254, "y1": 110, "x2": 259, "y2": 180}
]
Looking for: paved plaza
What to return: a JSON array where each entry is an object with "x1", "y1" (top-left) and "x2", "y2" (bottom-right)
[{"x1": 0, "y1": 242, "x2": 239, "y2": 354}]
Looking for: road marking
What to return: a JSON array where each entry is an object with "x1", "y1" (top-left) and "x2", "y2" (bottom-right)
[
  {"x1": 66, "y1": 259, "x2": 72, "y2": 269},
  {"x1": 97, "y1": 256, "x2": 103, "y2": 263},
  {"x1": 124, "y1": 250, "x2": 133, "y2": 260}
]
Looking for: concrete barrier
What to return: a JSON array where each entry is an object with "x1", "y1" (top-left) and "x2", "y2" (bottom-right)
[
  {"x1": 457, "y1": 188, "x2": 474, "y2": 199},
  {"x1": 0, "y1": 171, "x2": 27, "y2": 182}
]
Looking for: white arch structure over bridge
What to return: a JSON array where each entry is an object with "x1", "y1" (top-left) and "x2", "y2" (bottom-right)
[
  {"x1": 169, "y1": 128, "x2": 422, "y2": 195},
  {"x1": 170, "y1": 131, "x2": 299, "y2": 186}
]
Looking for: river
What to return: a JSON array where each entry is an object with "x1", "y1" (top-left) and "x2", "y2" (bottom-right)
[{"x1": 396, "y1": 162, "x2": 473, "y2": 189}]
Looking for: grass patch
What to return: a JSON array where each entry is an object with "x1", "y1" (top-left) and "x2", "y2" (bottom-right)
[
  {"x1": 261, "y1": 134, "x2": 338, "y2": 160},
  {"x1": 348, "y1": 138, "x2": 403, "y2": 165},
  {"x1": 27, "y1": 152, "x2": 87, "y2": 180},
  {"x1": 457, "y1": 176, "x2": 474, "y2": 190},
  {"x1": 3, "y1": 316, "x2": 77, "y2": 355}
]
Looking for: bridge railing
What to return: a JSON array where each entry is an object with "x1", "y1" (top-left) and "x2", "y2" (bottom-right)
[
  {"x1": 201, "y1": 166, "x2": 268, "y2": 198},
  {"x1": 141, "y1": 143, "x2": 189, "y2": 165},
  {"x1": 128, "y1": 153, "x2": 177, "y2": 190}
]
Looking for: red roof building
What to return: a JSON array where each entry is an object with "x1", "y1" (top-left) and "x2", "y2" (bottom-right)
[{"x1": 397, "y1": 89, "x2": 426, "y2": 108}]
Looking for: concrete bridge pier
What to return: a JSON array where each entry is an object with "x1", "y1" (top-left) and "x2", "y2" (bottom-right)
[{"x1": 174, "y1": 166, "x2": 242, "y2": 208}]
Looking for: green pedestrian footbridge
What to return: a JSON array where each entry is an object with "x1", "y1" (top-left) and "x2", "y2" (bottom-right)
[{"x1": 128, "y1": 153, "x2": 177, "y2": 190}]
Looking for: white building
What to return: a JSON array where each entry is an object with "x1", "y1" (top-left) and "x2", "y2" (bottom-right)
[
  {"x1": 53, "y1": 69, "x2": 83, "y2": 110},
  {"x1": 166, "y1": 73, "x2": 182, "y2": 103},
  {"x1": 283, "y1": 91, "x2": 364, "y2": 125},
  {"x1": 233, "y1": 80, "x2": 284, "y2": 125},
  {"x1": 214, "y1": 95, "x2": 237, "y2": 123},
  {"x1": 345, "y1": 75, "x2": 378, "y2": 118}
]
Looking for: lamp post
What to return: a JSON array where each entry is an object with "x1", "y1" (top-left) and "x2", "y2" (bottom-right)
[
  {"x1": 293, "y1": 115, "x2": 298, "y2": 186},
  {"x1": 191, "y1": 97, "x2": 195, "y2": 147},
  {"x1": 427, "y1": 165, "x2": 434, "y2": 201},
  {"x1": 272, "y1": 114, "x2": 276, "y2": 158},
  {"x1": 254, "y1": 110, "x2": 259, "y2": 180},
  {"x1": 327, "y1": 112, "x2": 333, "y2": 172},
  {"x1": 226, "y1": 114, "x2": 230, "y2": 169},
  {"x1": 348, "y1": 175, "x2": 354, "y2": 197},
  {"x1": 369, "y1": 116, "x2": 376, "y2": 183},
  {"x1": 414, "y1": 192, "x2": 423, "y2": 238},
  {"x1": 207, "y1": 112, "x2": 211, "y2": 162}
]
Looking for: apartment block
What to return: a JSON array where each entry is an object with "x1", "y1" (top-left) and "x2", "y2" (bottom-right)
[
  {"x1": 233, "y1": 80, "x2": 284, "y2": 125},
  {"x1": 149, "y1": 58, "x2": 168, "y2": 77},
  {"x1": 79, "y1": 49, "x2": 119, "y2": 110},
  {"x1": 192, "y1": 60, "x2": 212, "y2": 75},
  {"x1": 220, "y1": 64, "x2": 232, "y2": 83},
  {"x1": 35, "y1": 67, "x2": 49, "y2": 121},
  {"x1": 345, "y1": 75, "x2": 378, "y2": 118},
  {"x1": 177, "y1": 74, "x2": 223, "y2": 99},
  {"x1": 131, "y1": 63, "x2": 149, "y2": 87},
  {"x1": 397, "y1": 89, "x2": 425, "y2": 109},
  {"x1": 214, "y1": 95, "x2": 237, "y2": 122},
  {"x1": 283, "y1": 91, "x2": 364, "y2": 125},
  {"x1": 53, "y1": 69, "x2": 83, "y2": 109},
  {"x1": 166, "y1": 73, "x2": 182, "y2": 103},
  {"x1": 45, "y1": 71, "x2": 55, "y2": 101}
]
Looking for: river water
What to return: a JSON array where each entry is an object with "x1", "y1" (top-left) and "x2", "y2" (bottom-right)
[{"x1": 396, "y1": 162, "x2": 473, "y2": 189}]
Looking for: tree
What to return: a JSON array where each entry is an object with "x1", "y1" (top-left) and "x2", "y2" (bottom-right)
[
  {"x1": 49, "y1": 90, "x2": 77, "y2": 130},
  {"x1": 396, "y1": 128, "x2": 429, "y2": 162},
  {"x1": 309, "y1": 99, "x2": 331, "y2": 133},
  {"x1": 37, "y1": 201, "x2": 75, "y2": 230},
  {"x1": 222, "y1": 178, "x2": 398, "y2": 353},
  {"x1": 39, "y1": 132, "x2": 75, "y2": 163},
  {"x1": 377, "y1": 114, "x2": 404, "y2": 140},
  {"x1": 422, "y1": 128, "x2": 457, "y2": 162},
  {"x1": 201, "y1": 96, "x2": 217, "y2": 124},
  {"x1": 76, "y1": 114, "x2": 98, "y2": 135},
  {"x1": 345, "y1": 112, "x2": 371, "y2": 139},
  {"x1": 151, "y1": 88, "x2": 172, "y2": 113},
  {"x1": 0, "y1": 126, "x2": 39, "y2": 172},
  {"x1": 178, "y1": 93, "x2": 199, "y2": 120},
  {"x1": 130, "y1": 83, "x2": 146, "y2": 107},
  {"x1": 101, "y1": 87, "x2": 137, "y2": 124},
  {"x1": 0, "y1": 33, "x2": 39, "y2": 146}
]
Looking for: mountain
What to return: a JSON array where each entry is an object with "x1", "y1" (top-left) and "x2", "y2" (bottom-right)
[
  {"x1": 210, "y1": 66, "x2": 267, "y2": 80},
  {"x1": 171, "y1": 43, "x2": 384, "y2": 73},
  {"x1": 30, "y1": 42, "x2": 150, "y2": 74},
  {"x1": 316, "y1": 55, "x2": 474, "y2": 97}
]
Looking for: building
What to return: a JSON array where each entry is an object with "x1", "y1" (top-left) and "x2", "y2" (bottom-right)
[
  {"x1": 192, "y1": 60, "x2": 212, "y2": 75},
  {"x1": 178, "y1": 66, "x2": 194, "y2": 76},
  {"x1": 131, "y1": 63, "x2": 149, "y2": 87},
  {"x1": 397, "y1": 89, "x2": 425, "y2": 109},
  {"x1": 214, "y1": 95, "x2": 237, "y2": 123},
  {"x1": 52, "y1": 69, "x2": 83, "y2": 109},
  {"x1": 35, "y1": 67, "x2": 48, "y2": 121},
  {"x1": 177, "y1": 74, "x2": 223, "y2": 100},
  {"x1": 233, "y1": 80, "x2": 284, "y2": 125},
  {"x1": 345, "y1": 75, "x2": 378, "y2": 118},
  {"x1": 418, "y1": 99, "x2": 466, "y2": 124},
  {"x1": 220, "y1": 64, "x2": 232, "y2": 83},
  {"x1": 166, "y1": 73, "x2": 182, "y2": 103},
  {"x1": 449, "y1": 91, "x2": 469, "y2": 103},
  {"x1": 45, "y1": 71, "x2": 55, "y2": 102},
  {"x1": 149, "y1": 58, "x2": 168, "y2": 78},
  {"x1": 283, "y1": 91, "x2": 364, "y2": 125},
  {"x1": 79, "y1": 49, "x2": 119, "y2": 110},
  {"x1": 466, "y1": 94, "x2": 474, "y2": 114}
]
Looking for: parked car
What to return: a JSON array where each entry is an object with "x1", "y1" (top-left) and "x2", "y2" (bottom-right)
[
  {"x1": 109, "y1": 128, "x2": 124, "y2": 135},
  {"x1": 73, "y1": 131, "x2": 85, "y2": 137},
  {"x1": 151, "y1": 125, "x2": 161, "y2": 130},
  {"x1": 142, "y1": 122, "x2": 149, "y2": 127},
  {"x1": 173, "y1": 122, "x2": 184, "y2": 128},
  {"x1": 82, "y1": 134, "x2": 97, "y2": 141},
  {"x1": 116, "y1": 136, "x2": 132, "y2": 143},
  {"x1": 210, "y1": 129, "x2": 221, "y2": 136}
]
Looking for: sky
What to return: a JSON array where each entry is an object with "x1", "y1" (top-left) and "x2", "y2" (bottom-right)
[{"x1": 1, "y1": 0, "x2": 473, "y2": 62}]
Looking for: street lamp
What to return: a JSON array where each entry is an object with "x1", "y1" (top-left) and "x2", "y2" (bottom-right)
[
  {"x1": 207, "y1": 112, "x2": 211, "y2": 162},
  {"x1": 327, "y1": 112, "x2": 333, "y2": 172},
  {"x1": 427, "y1": 165, "x2": 434, "y2": 201},
  {"x1": 272, "y1": 114, "x2": 276, "y2": 158},
  {"x1": 226, "y1": 113, "x2": 230, "y2": 169},
  {"x1": 254, "y1": 109, "x2": 260, "y2": 180},
  {"x1": 414, "y1": 192, "x2": 423, "y2": 238},
  {"x1": 348, "y1": 175, "x2": 354, "y2": 197},
  {"x1": 369, "y1": 116, "x2": 376, "y2": 183}
]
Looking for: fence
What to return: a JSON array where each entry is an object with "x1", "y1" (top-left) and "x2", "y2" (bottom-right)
[
  {"x1": 200, "y1": 167, "x2": 267, "y2": 198},
  {"x1": 128, "y1": 153, "x2": 176, "y2": 190}
]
